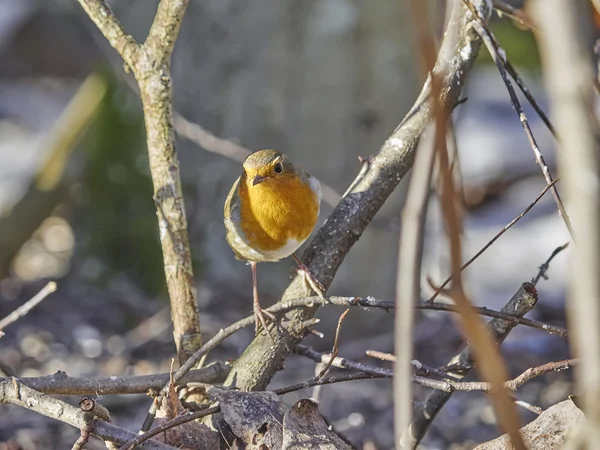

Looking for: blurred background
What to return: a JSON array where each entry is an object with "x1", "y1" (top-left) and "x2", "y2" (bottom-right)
[{"x1": 0, "y1": 0, "x2": 585, "y2": 448}]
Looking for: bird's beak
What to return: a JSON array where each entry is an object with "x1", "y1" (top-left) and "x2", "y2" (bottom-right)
[{"x1": 252, "y1": 175, "x2": 267, "y2": 186}]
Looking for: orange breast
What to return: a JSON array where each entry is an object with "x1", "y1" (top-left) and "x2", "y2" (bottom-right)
[{"x1": 238, "y1": 174, "x2": 319, "y2": 253}]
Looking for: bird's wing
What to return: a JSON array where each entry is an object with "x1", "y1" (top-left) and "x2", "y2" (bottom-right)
[
  {"x1": 223, "y1": 176, "x2": 246, "y2": 261},
  {"x1": 224, "y1": 176, "x2": 241, "y2": 220}
]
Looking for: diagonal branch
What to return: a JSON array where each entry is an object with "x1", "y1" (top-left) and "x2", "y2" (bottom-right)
[
  {"x1": 220, "y1": 0, "x2": 492, "y2": 394},
  {"x1": 0, "y1": 282, "x2": 57, "y2": 333},
  {"x1": 75, "y1": 0, "x2": 141, "y2": 69},
  {"x1": 465, "y1": 0, "x2": 575, "y2": 240}
]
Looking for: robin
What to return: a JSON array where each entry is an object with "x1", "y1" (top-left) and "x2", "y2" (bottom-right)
[{"x1": 224, "y1": 149, "x2": 324, "y2": 336}]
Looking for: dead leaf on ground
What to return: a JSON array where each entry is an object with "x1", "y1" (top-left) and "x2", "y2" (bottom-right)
[
  {"x1": 475, "y1": 399, "x2": 584, "y2": 449},
  {"x1": 213, "y1": 387, "x2": 285, "y2": 449},
  {"x1": 282, "y1": 399, "x2": 353, "y2": 450}
]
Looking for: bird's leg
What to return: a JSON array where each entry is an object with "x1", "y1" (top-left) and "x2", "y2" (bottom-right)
[
  {"x1": 292, "y1": 254, "x2": 325, "y2": 298},
  {"x1": 251, "y1": 261, "x2": 276, "y2": 340}
]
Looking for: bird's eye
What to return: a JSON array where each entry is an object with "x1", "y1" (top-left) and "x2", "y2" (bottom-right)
[{"x1": 274, "y1": 162, "x2": 283, "y2": 173}]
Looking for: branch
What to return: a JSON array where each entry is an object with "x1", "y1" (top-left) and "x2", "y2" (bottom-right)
[
  {"x1": 75, "y1": 0, "x2": 140, "y2": 69},
  {"x1": 172, "y1": 112, "x2": 342, "y2": 208},
  {"x1": 222, "y1": 0, "x2": 491, "y2": 393},
  {"x1": 0, "y1": 379, "x2": 176, "y2": 449},
  {"x1": 170, "y1": 286, "x2": 564, "y2": 388},
  {"x1": 77, "y1": 0, "x2": 202, "y2": 364},
  {"x1": 492, "y1": 0, "x2": 536, "y2": 31},
  {"x1": 296, "y1": 345, "x2": 575, "y2": 393},
  {"x1": 144, "y1": 0, "x2": 189, "y2": 66},
  {"x1": 434, "y1": 9, "x2": 525, "y2": 445},
  {"x1": 533, "y1": 0, "x2": 600, "y2": 446},
  {"x1": 410, "y1": 281, "x2": 540, "y2": 446},
  {"x1": 394, "y1": 0, "x2": 439, "y2": 437},
  {"x1": 0, "y1": 362, "x2": 228, "y2": 396},
  {"x1": 532, "y1": 243, "x2": 569, "y2": 285},
  {"x1": 428, "y1": 179, "x2": 557, "y2": 302},
  {"x1": 465, "y1": 1, "x2": 574, "y2": 239},
  {"x1": 174, "y1": 288, "x2": 565, "y2": 385},
  {"x1": 0, "y1": 282, "x2": 57, "y2": 332}
]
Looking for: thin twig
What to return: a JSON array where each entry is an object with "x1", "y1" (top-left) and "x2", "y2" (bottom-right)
[
  {"x1": 503, "y1": 60, "x2": 557, "y2": 139},
  {"x1": 367, "y1": 351, "x2": 461, "y2": 382},
  {"x1": 297, "y1": 345, "x2": 576, "y2": 393},
  {"x1": 318, "y1": 309, "x2": 350, "y2": 379},
  {"x1": 119, "y1": 406, "x2": 221, "y2": 450},
  {"x1": 0, "y1": 282, "x2": 57, "y2": 332},
  {"x1": 273, "y1": 371, "x2": 384, "y2": 396},
  {"x1": 173, "y1": 113, "x2": 341, "y2": 208},
  {"x1": 466, "y1": 1, "x2": 575, "y2": 240},
  {"x1": 428, "y1": 180, "x2": 557, "y2": 302},
  {"x1": 492, "y1": 1, "x2": 536, "y2": 31},
  {"x1": 71, "y1": 424, "x2": 93, "y2": 450},
  {"x1": 75, "y1": 0, "x2": 140, "y2": 69},
  {"x1": 514, "y1": 400, "x2": 543, "y2": 415},
  {"x1": 532, "y1": 243, "x2": 570, "y2": 285}
]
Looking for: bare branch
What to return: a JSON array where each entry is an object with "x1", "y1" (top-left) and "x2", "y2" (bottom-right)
[
  {"x1": 466, "y1": 1, "x2": 574, "y2": 239},
  {"x1": 0, "y1": 379, "x2": 176, "y2": 449},
  {"x1": 394, "y1": 87, "x2": 436, "y2": 450},
  {"x1": 164, "y1": 289, "x2": 567, "y2": 394},
  {"x1": 492, "y1": 0, "x2": 536, "y2": 31},
  {"x1": 0, "y1": 362, "x2": 228, "y2": 396},
  {"x1": 144, "y1": 0, "x2": 189, "y2": 66},
  {"x1": 168, "y1": 285, "x2": 563, "y2": 394},
  {"x1": 533, "y1": 0, "x2": 600, "y2": 446},
  {"x1": 427, "y1": 126, "x2": 558, "y2": 302},
  {"x1": 0, "y1": 282, "x2": 57, "y2": 332},
  {"x1": 75, "y1": 0, "x2": 141, "y2": 69},
  {"x1": 434, "y1": 15, "x2": 525, "y2": 444},
  {"x1": 77, "y1": 0, "x2": 202, "y2": 364},
  {"x1": 173, "y1": 112, "x2": 342, "y2": 208},
  {"x1": 318, "y1": 309, "x2": 349, "y2": 379},
  {"x1": 297, "y1": 345, "x2": 575, "y2": 394},
  {"x1": 532, "y1": 243, "x2": 569, "y2": 285},
  {"x1": 368, "y1": 351, "x2": 461, "y2": 382}
]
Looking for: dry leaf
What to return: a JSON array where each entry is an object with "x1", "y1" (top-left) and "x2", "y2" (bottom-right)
[{"x1": 282, "y1": 399, "x2": 352, "y2": 450}]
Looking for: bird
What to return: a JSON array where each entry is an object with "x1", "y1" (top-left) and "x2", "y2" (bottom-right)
[{"x1": 224, "y1": 149, "x2": 323, "y2": 337}]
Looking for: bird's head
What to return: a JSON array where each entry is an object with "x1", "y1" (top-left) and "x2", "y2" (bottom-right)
[{"x1": 242, "y1": 149, "x2": 296, "y2": 187}]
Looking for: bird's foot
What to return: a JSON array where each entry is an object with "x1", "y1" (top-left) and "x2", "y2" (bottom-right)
[
  {"x1": 254, "y1": 304, "x2": 277, "y2": 341},
  {"x1": 295, "y1": 263, "x2": 325, "y2": 298}
]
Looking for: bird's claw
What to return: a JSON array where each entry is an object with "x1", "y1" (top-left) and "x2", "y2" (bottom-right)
[
  {"x1": 254, "y1": 305, "x2": 277, "y2": 341},
  {"x1": 295, "y1": 263, "x2": 325, "y2": 298}
]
